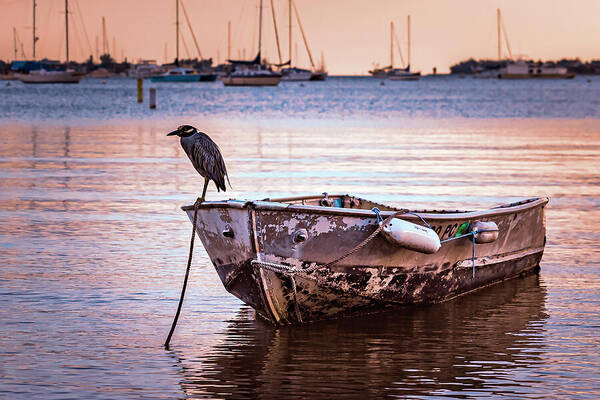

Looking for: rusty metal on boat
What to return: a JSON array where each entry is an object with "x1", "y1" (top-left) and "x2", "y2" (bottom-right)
[{"x1": 182, "y1": 194, "x2": 548, "y2": 324}]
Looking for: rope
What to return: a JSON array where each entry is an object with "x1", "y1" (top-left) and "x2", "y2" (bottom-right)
[
  {"x1": 251, "y1": 208, "x2": 407, "y2": 322},
  {"x1": 251, "y1": 209, "x2": 497, "y2": 319},
  {"x1": 252, "y1": 208, "x2": 409, "y2": 277},
  {"x1": 253, "y1": 213, "x2": 497, "y2": 282},
  {"x1": 164, "y1": 198, "x2": 201, "y2": 349},
  {"x1": 441, "y1": 228, "x2": 497, "y2": 278}
]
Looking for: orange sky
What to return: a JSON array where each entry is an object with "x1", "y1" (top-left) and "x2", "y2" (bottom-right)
[{"x1": 1, "y1": 0, "x2": 599, "y2": 74}]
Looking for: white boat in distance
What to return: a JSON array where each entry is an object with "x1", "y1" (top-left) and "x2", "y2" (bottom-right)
[
  {"x1": 281, "y1": 67, "x2": 312, "y2": 81},
  {"x1": 498, "y1": 61, "x2": 575, "y2": 79},
  {"x1": 222, "y1": 62, "x2": 282, "y2": 87},
  {"x1": 279, "y1": 0, "x2": 325, "y2": 81},
  {"x1": 16, "y1": 69, "x2": 82, "y2": 84},
  {"x1": 15, "y1": 0, "x2": 82, "y2": 84},
  {"x1": 475, "y1": 10, "x2": 575, "y2": 80},
  {"x1": 389, "y1": 66, "x2": 421, "y2": 81},
  {"x1": 370, "y1": 16, "x2": 420, "y2": 80},
  {"x1": 223, "y1": 0, "x2": 281, "y2": 87}
]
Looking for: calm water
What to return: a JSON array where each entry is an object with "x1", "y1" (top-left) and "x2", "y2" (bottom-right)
[{"x1": 1, "y1": 77, "x2": 599, "y2": 399}]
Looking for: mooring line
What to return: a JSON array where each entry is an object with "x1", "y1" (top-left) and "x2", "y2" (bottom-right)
[{"x1": 164, "y1": 198, "x2": 200, "y2": 349}]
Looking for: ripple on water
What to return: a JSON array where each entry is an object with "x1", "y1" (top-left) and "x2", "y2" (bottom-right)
[{"x1": 0, "y1": 117, "x2": 599, "y2": 399}]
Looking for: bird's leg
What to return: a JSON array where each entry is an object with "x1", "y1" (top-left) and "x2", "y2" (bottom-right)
[{"x1": 200, "y1": 177, "x2": 209, "y2": 203}]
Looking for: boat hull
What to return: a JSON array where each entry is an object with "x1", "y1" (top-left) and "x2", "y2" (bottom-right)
[
  {"x1": 15, "y1": 72, "x2": 82, "y2": 84},
  {"x1": 309, "y1": 72, "x2": 327, "y2": 81},
  {"x1": 498, "y1": 73, "x2": 576, "y2": 79},
  {"x1": 389, "y1": 74, "x2": 420, "y2": 81},
  {"x1": 281, "y1": 68, "x2": 313, "y2": 81},
  {"x1": 184, "y1": 196, "x2": 547, "y2": 324},
  {"x1": 222, "y1": 75, "x2": 282, "y2": 86},
  {"x1": 150, "y1": 73, "x2": 217, "y2": 82}
]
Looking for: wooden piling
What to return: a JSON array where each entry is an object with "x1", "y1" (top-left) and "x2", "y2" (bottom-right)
[
  {"x1": 149, "y1": 88, "x2": 156, "y2": 109},
  {"x1": 137, "y1": 78, "x2": 143, "y2": 103}
]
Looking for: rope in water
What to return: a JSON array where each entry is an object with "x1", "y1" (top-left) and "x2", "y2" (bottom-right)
[{"x1": 164, "y1": 198, "x2": 201, "y2": 349}]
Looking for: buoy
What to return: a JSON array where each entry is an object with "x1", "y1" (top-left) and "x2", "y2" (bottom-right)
[
  {"x1": 471, "y1": 221, "x2": 499, "y2": 244},
  {"x1": 381, "y1": 218, "x2": 441, "y2": 254},
  {"x1": 137, "y1": 78, "x2": 143, "y2": 103},
  {"x1": 149, "y1": 88, "x2": 157, "y2": 109}
]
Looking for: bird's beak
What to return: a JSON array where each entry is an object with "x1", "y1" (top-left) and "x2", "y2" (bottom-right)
[{"x1": 167, "y1": 129, "x2": 180, "y2": 136}]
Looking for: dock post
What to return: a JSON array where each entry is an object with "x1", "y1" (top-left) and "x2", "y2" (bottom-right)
[
  {"x1": 137, "y1": 78, "x2": 143, "y2": 103},
  {"x1": 149, "y1": 88, "x2": 157, "y2": 109}
]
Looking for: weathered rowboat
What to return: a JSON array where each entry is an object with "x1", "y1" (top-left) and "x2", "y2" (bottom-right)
[{"x1": 183, "y1": 194, "x2": 548, "y2": 324}]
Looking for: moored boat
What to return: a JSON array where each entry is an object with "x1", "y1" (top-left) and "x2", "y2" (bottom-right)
[
  {"x1": 281, "y1": 67, "x2": 312, "y2": 81},
  {"x1": 476, "y1": 10, "x2": 576, "y2": 79},
  {"x1": 389, "y1": 66, "x2": 421, "y2": 81},
  {"x1": 14, "y1": 0, "x2": 83, "y2": 84},
  {"x1": 498, "y1": 61, "x2": 575, "y2": 79},
  {"x1": 222, "y1": 0, "x2": 281, "y2": 87},
  {"x1": 183, "y1": 194, "x2": 548, "y2": 324},
  {"x1": 15, "y1": 69, "x2": 82, "y2": 84},
  {"x1": 150, "y1": 67, "x2": 217, "y2": 82},
  {"x1": 278, "y1": 0, "x2": 326, "y2": 82},
  {"x1": 222, "y1": 64, "x2": 282, "y2": 86},
  {"x1": 369, "y1": 16, "x2": 420, "y2": 80}
]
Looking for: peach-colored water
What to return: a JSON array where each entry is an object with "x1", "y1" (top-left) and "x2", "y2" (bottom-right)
[{"x1": 1, "y1": 80, "x2": 599, "y2": 398}]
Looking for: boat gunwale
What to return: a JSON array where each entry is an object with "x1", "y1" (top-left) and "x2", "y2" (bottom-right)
[{"x1": 182, "y1": 196, "x2": 548, "y2": 221}]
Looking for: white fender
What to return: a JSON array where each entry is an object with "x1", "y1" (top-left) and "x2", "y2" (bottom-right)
[
  {"x1": 472, "y1": 221, "x2": 499, "y2": 244},
  {"x1": 381, "y1": 218, "x2": 441, "y2": 254}
]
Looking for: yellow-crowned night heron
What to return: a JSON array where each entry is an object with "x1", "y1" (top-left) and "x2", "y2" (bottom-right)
[{"x1": 167, "y1": 125, "x2": 230, "y2": 202}]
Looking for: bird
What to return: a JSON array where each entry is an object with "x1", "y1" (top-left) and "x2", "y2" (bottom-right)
[{"x1": 167, "y1": 125, "x2": 230, "y2": 203}]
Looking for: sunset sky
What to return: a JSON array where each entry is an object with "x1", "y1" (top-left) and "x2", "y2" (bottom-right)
[{"x1": 1, "y1": 0, "x2": 599, "y2": 74}]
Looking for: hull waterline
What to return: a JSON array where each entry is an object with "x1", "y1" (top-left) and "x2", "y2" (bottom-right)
[{"x1": 222, "y1": 75, "x2": 282, "y2": 86}]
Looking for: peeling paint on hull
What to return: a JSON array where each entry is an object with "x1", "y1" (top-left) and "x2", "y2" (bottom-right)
[{"x1": 183, "y1": 195, "x2": 548, "y2": 324}]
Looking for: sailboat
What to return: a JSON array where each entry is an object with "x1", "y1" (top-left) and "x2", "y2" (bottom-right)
[
  {"x1": 153, "y1": 0, "x2": 217, "y2": 82},
  {"x1": 280, "y1": 0, "x2": 312, "y2": 81},
  {"x1": 15, "y1": 0, "x2": 82, "y2": 84},
  {"x1": 389, "y1": 16, "x2": 420, "y2": 80},
  {"x1": 369, "y1": 21, "x2": 395, "y2": 78},
  {"x1": 222, "y1": 0, "x2": 282, "y2": 87},
  {"x1": 310, "y1": 51, "x2": 327, "y2": 81},
  {"x1": 494, "y1": 9, "x2": 574, "y2": 79},
  {"x1": 369, "y1": 16, "x2": 420, "y2": 80}
]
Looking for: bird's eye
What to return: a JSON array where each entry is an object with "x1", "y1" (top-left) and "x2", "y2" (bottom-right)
[{"x1": 177, "y1": 125, "x2": 184, "y2": 131}]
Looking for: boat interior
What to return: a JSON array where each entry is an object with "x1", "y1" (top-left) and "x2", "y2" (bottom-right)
[
  {"x1": 262, "y1": 193, "x2": 543, "y2": 214},
  {"x1": 264, "y1": 193, "x2": 400, "y2": 211}
]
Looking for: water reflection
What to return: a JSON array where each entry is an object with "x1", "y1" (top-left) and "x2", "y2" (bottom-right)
[
  {"x1": 176, "y1": 274, "x2": 547, "y2": 399},
  {"x1": 1, "y1": 120, "x2": 598, "y2": 398}
]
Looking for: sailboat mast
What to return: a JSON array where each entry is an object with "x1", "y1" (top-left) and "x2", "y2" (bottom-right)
[
  {"x1": 390, "y1": 21, "x2": 394, "y2": 67},
  {"x1": 102, "y1": 17, "x2": 107, "y2": 54},
  {"x1": 65, "y1": 0, "x2": 69, "y2": 63},
  {"x1": 288, "y1": 0, "x2": 292, "y2": 65},
  {"x1": 33, "y1": 0, "x2": 37, "y2": 59},
  {"x1": 227, "y1": 21, "x2": 231, "y2": 60},
  {"x1": 407, "y1": 15, "x2": 411, "y2": 68},
  {"x1": 180, "y1": 0, "x2": 203, "y2": 59},
  {"x1": 497, "y1": 8, "x2": 501, "y2": 60},
  {"x1": 13, "y1": 27, "x2": 17, "y2": 60},
  {"x1": 292, "y1": 0, "x2": 315, "y2": 69},
  {"x1": 258, "y1": 0, "x2": 263, "y2": 61},
  {"x1": 270, "y1": 0, "x2": 282, "y2": 64},
  {"x1": 176, "y1": 0, "x2": 180, "y2": 63}
]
